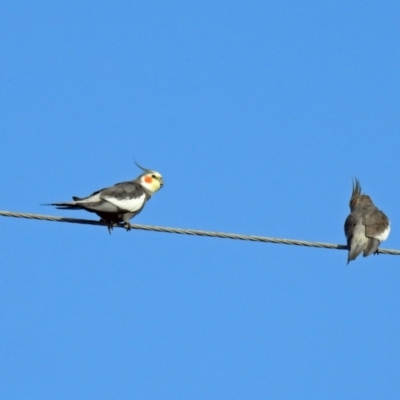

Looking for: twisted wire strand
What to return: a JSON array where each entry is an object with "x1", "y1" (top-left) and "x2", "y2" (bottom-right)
[{"x1": 0, "y1": 209, "x2": 399, "y2": 256}]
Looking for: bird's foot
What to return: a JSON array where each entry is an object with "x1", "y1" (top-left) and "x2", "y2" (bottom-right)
[
  {"x1": 123, "y1": 222, "x2": 132, "y2": 231},
  {"x1": 100, "y1": 218, "x2": 116, "y2": 234}
]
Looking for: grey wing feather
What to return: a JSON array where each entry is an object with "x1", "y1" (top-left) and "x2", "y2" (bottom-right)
[
  {"x1": 100, "y1": 181, "x2": 147, "y2": 200},
  {"x1": 362, "y1": 208, "x2": 389, "y2": 238},
  {"x1": 345, "y1": 213, "x2": 368, "y2": 263},
  {"x1": 344, "y1": 214, "x2": 356, "y2": 239},
  {"x1": 75, "y1": 181, "x2": 147, "y2": 213}
]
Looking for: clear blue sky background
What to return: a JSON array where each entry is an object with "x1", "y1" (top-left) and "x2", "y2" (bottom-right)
[{"x1": 1, "y1": 2, "x2": 399, "y2": 399}]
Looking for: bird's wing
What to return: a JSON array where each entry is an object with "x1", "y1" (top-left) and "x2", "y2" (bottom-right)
[
  {"x1": 70, "y1": 188, "x2": 121, "y2": 213},
  {"x1": 344, "y1": 213, "x2": 360, "y2": 239},
  {"x1": 345, "y1": 212, "x2": 369, "y2": 262},
  {"x1": 100, "y1": 181, "x2": 148, "y2": 213},
  {"x1": 362, "y1": 207, "x2": 390, "y2": 241}
]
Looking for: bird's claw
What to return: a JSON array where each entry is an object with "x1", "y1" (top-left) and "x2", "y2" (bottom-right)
[
  {"x1": 123, "y1": 222, "x2": 132, "y2": 231},
  {"x1": 100, "y1": 219, "x2": 117, "y2": 234}
]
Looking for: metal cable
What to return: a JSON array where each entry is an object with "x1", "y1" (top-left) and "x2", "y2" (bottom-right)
[{"x1": 0, "y1": 209, "x2": 399, "y2": 255}]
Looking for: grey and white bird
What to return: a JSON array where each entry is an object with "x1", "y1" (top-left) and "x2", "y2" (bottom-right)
[
  {"x1": 49, "y1": 164, "x2": 163, "y2": 233},
  {"x1": 344, "y1": 178, "x2": 390, "y2": 264}
]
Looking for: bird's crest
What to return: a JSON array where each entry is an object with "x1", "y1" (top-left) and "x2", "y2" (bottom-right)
[
  {"x1": 351, "y1": 177, "x2": 363, "y2": 199},
  {"x1": 349, "y1": 178, "x2": 373, "y2": 209},
  {"x1": 349, "y1": 177, "x2": 363, "y2": 209},
  {"x1": 135, "y1": 161, "x2": 153, "y2": 173}
]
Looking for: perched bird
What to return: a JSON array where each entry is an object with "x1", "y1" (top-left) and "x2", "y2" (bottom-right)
[
  {"x1": 48, "y1": 164, "x2": 163, "y2": 233},
  {"x1": 344, "y1": 178, "x2": 390, "y2": 264}
]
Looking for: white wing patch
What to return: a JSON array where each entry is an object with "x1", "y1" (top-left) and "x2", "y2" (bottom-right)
[
  {"x1": 375, "y1": 224, "x2": 390, "y2": 242},
  {"x1": 103, "y1": 193, "x2": 146, "y2": 212}
]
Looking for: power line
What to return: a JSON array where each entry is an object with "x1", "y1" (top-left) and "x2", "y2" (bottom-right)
[{"x1": 0, "y1": 209, "x2": 399, "y2": 256}]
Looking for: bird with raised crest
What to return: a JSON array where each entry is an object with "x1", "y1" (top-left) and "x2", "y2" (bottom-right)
[
  {"x1": 47, "y1": 163, "x2": 163, "y2": 233},
  {"x1": 344, "y1": 178, "x2": 390, "y2": 264}
]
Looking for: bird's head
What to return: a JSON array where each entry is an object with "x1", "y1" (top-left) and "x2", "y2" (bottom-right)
[
  {"x1": 349, "y1": 178, "x2": 373, "y2": 210},
  {"x1": 135, "y1": 162, "x2": 164, "y2": 194}
]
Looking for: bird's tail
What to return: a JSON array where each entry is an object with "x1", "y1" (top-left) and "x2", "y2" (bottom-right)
[
  {"x1": 347, "y1": 232, "x2": 369, "y2": 263},
  {"x1": 42, "y1": 201, "x2": 82, "y2": 210},
  {"x1": 347, "y1": 243, "x2": 366, "y2": 264}
]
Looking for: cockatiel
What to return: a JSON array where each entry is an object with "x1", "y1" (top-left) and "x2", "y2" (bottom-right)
[
  {"x1": 49, "y1": 164, "x2": 163, "y2": 233},
  {"x1": 344, "y1": 178, "x2": 390, "y2": 263}
]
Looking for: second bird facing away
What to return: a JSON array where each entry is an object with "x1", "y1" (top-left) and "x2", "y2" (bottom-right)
[
  {"x1": 344, "y1": 179, "x2": 390, "y2": 264},
  {"x1": 49, "y1": 164, "x2": 163, "y2": 233}
]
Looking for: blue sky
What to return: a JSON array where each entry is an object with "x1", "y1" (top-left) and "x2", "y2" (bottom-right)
[{"x1": 1, "y1": 1, "x2": 400, "y2": 399}]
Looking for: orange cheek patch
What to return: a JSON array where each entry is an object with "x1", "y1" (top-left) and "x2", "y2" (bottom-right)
[{"x1": 144, "y1": 176, "x2": 153, "y2": 184}]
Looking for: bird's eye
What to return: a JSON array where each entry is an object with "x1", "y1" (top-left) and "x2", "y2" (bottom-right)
[{"x1": 151, "y1": 174, "x2": 157, "y2": 179}]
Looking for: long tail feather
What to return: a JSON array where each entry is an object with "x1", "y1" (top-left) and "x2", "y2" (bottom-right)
[{"x1": 42, "y1": 202, "x2": 81, "y2": 210}]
